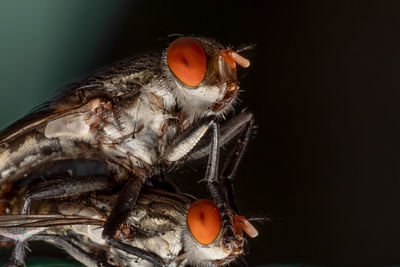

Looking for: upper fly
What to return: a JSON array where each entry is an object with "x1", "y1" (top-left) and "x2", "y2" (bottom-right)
[{"x1": 0, "y1": 37, "x2": 250, "y2": 183}]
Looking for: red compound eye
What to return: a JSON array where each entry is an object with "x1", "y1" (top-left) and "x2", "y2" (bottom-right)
[
  {"x1": 167, "y1": 37, "x2": 207, "y2": 87},
  {"x1": 187, "y1": 199, "x2": 221, "y2": 245}
]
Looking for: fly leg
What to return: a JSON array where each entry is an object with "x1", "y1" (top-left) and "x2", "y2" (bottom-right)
[
  {"x1": 163, "y1": 112, "x2": 254, "y2": 252},
  {"x1": 162, "y1": 114, "x2": 223, "y2": 202},
  {"x1": 218, "y1": 113, "x2": 254, "y2": 262},
  {"x1": 163, "y1": 115, "x2": 221, "y2": 163},
  {"x1": 184, "y1": 111, "x2": 254, "y2": 162},
  {"x1": 6, "y1": 175, "x2": 111, "y2": 267},
  {"x1": 220, "y1": 112, "x2": 254, "y2": 212},
  {"x1": 185, "y1": 115, "x2": 241, "y2": 253},
  {"x1": 21, "y1": 175, "x2": 111, "y2": 214},
  {"x1": 28, "y1": 234, "x2": 112, "y2": 267},
  {"x1": 105, "y1": 236, "x2": 164, "y2": 267},
  {"x1": 164, "y1": 115, "x2": 230, "y2": 253},
  {"x1": 163, "y1": 110, "x2": 253, "y2": 207},
  {"x1": 200, "y1": 112, "x2": 254, "y2": 251},
  {"x1": 101, "y1": 178, "x2": 165, "y2": 266},
  {"x1": 102, "y1": 177, "x2": 142, "y2": 237}
]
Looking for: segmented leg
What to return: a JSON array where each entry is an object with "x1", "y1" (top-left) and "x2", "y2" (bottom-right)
[
  {"x1": 217, "y1": 111, "x2": 254, "y2": 257},
  {"x1": 6, "y1": 175, "x2": 162, "y2": 266},
  {"x1": 3, "y1": 242, "x2": 24, "y2": 267},
  {"x1": 100, "y1": 115, "x2": 223, "y2": 245},
  {"x1": 28, "y1": 234, "x2": 112, "y2": 267},
  {"x1": 101, "y1": 177, "x2": 167, "y2": 265},
  {"x1": 5, "y1": 111, "x2": 254, "y2": 266},
  {"x1": 162, "y1": 111, "x2": 253, "y2": 203},
  {"x1": 202, "y1": 112, "x2": 254, "y2": 251},
  {"x1": 7, "y1": 175, "x2": 111, "y2": 267},
  {"x1": 185, "y1": 111, "x2": 254, "y2": 162},
  {"x1": 22, "y1": 175, "x2": 111, "y2": 214},
  {"x1": 105, "y1": 236, "x2": 164, "y2": 267},
  {"x1": 204, "y1": 117, "x2": 224, "y2": 205},
  {"x1": 220, "y1": 112, "x2": 254, "y2": 212},
  {"x1": 163, "y1": 115, "x2": 220, "y2": 163},
  {"x1": 102, "y1": 177, "x2": 143, "y2": 237}
]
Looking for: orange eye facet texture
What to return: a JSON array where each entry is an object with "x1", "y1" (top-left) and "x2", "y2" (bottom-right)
[
  {"x1": 187, "y1": 199, "x2": 221, "y2": 245},
  {"x1": 167, "y1": 37, "x2": 207, "y2": 87}
]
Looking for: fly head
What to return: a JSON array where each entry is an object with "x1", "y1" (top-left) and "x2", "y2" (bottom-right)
[
  {"x1": 183, "y1": 199, "x2": 257, "y2": 266},
  {"x1": 162, "y1": 37, "x2": 250, "y2": 123}
]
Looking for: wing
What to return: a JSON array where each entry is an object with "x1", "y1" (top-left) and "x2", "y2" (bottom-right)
[
  {"x1": 0, "y1": 214, "x2": 104, "y2": 228},
  {"x1": 0, "y1": 214, "x2": 104, "y2": 242},
  {"x1": 0, "y1": 54, "x2": 160, "y2": 145}
]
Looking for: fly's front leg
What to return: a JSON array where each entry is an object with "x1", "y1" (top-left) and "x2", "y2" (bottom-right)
[
  {"x1": 6, "y1": 175, "x2": 111, "y2": 267},
  {"x1": 164, "y1": 112, "x2": 254, "y2": 253},
  {"x1": 220, "y1": 111, "x2": 254, "y2": 212},
  {"x1": 163, "y1": 116, "x2": 222, "y2": 194},
  {"x1": 218, "y1": 111, "x2": 256, "y2": 250},
  {"x1": 192, "y1": 116, "x2": 241, "y2": 253},
  {"x1": 162, "y1": 115, "x2": 225, "y2": 203},
  {"x1": 185, "y1": 111, "x2": 254, "y2": 161},
  {"x1": 204, "y1": 117, "x2": 224, "y2": 205},
  {"x1": 164, "y1": 115, "x2": 234, "y2": 242},
  {"x1": 163, "y1": 111, "x2": 254, "y2": 207},
  {"x1": 163, "y1": 116, "x2": 220, "y2": 163}
]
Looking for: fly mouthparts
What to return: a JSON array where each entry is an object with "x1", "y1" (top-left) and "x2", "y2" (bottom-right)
[{"x1": 220, "y1": 49, "x2": 251, "y2": 69}]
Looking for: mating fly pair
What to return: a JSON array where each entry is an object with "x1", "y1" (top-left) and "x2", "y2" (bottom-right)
[
  {"x1": 0, "y1": 133, "x2": 258, "y2": 266},
  {"x1": 0, "y1": 36, "x2": 256, "y2": 265}
]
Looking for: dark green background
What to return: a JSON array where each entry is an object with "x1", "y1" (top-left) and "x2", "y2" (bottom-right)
[{"x1": 0, "y1": 0, "x2": 130, "y2": 129}]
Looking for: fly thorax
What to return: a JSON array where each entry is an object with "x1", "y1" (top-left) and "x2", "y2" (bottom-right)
[
  {"x1": 109, "y1": 85, "x2": 179, "y2": 166},
  {"x1": 120, "y1": 206, "x2": 185, "y2": 265}
]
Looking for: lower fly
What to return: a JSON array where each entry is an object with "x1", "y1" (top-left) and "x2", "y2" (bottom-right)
[
  {"x1": 0, "y1": 141, "x2": 258, "y2": 267},
  {"x1": 0, "y1": 185, "x2": 257, "y2": 267}
]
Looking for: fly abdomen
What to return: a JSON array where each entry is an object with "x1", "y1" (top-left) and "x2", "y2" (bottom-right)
[{"x1": 0, "y1": 127, "x2": 66, "y2": 183}]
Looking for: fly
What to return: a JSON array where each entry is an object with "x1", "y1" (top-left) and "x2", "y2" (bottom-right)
[
  {"x1": 0, "y1": 141, "x2": 258, "y2": 267},
  {"x1": 0, "y1": 36, "x2": 254, "y2": 265}
]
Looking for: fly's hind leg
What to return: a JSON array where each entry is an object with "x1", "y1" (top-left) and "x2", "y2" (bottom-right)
[
  {"x1": 6, "y1": 175, "x2": 111, "y2": 267},
  {"x1": 105, "y1": 236, "x2": 164, "y2": 267},
  {"x1": 28, "y1": 234, "x2": 113, "y2": 267}
]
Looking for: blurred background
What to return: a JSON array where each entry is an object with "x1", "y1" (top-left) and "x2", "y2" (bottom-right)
[{"x1": 1, "y1": 0, "x2": 400, "y2": 265}]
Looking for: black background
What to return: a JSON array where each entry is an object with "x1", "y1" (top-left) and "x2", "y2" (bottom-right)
[
  {"x1": 109, "y1": 1, "x2": 400, "y2": 265},
  {"x1": 4, "y1": 1, "x2": 400, "y2": 265}
]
